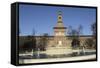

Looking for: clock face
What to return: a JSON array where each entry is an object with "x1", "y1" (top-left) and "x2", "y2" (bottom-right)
[{"x1": 59, "y1": 17, "x2": 61, "y2": 19}]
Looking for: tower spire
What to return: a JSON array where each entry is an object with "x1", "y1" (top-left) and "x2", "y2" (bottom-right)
[
  {"x1": 58, "y1": 11, "x2": 63, "y2": 22},
  {"x1": 54, "y1": 11, "x2": 65, "y2": 28},
  {"x1": 58, "y1": 11, "x2": 62, "y2": 15}
]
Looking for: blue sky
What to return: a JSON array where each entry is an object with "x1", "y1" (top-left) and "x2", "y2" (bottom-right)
[{"x1": 19, "y1": 4, "x2": 96, "y2": 36}]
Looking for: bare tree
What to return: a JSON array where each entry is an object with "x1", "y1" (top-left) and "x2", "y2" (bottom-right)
[
  {"x1": 68, "y1": 25, "x2": 83, "y2": 49},
  {"x1": 39, "y1": 33, "x2": 48, "y2": 51},
  {"x1": 68, "y1": 26, "x2": 79, "y2": 49},
  {"x1": 32, "y1": 28, "x2": 36, "y2": 36},
  {"x1": 68, "y1": 26, "x2": 72, "y2": 36},
  {"x1": 91, "y1": 22, "x2": 96, "y2": 39},
  {"x1": 70, "y1": 29, "x2": 80, "y2": 49},
  {"x1": 78, "y1": 25, "x2": 83, "y2": 35},
  {"x1": 84, "y1": 38, "x2": 94, "y2": 49},
  {"x1": 91, "y1": 22, "x2": 96, "y2": 48},
  {"x1": 31, "y1": 28, "x2": 37, "y2": 52}
]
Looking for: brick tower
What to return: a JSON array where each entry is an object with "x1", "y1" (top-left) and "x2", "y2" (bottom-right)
[{"x1": 53, "y1": 11, "x2": 67, "y2": 47}]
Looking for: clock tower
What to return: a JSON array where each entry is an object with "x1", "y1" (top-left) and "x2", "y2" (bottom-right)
[{"x1": 53, "y1": 11, "x2": 67, "y2": 47}]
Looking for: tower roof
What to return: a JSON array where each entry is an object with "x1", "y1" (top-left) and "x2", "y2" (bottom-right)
[
  {"x1": 54, "y1": 11, "x2": 66, "y2": 29},
  {"x1": 58, "y1": 11, "x2": 62, "y2": 15}
]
